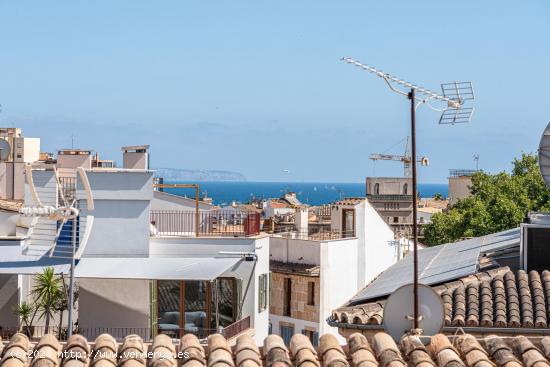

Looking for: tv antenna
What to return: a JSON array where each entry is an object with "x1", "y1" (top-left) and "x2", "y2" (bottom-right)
[
  {"x1": 473, "y1": 154, "x2": 480, "y2": 171},
  {"x1": 342, "y1": 57, "x2": 475, "y2": 332},
  {"x1": 20, "y1": 165, "x2": 95, "y2": 337}
]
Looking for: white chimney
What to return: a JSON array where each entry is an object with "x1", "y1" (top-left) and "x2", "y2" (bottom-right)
[
  {"x1": 295, "y1": 207, "x2": 308, "y2": 235},
  {"x1": 122, "y1": 145, "x2": 149, "y2": 170}
]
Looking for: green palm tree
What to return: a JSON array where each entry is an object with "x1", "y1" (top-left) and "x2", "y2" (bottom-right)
[
  {"x1": 13, "y1": 301, "x2": 35, "y2": 337},
  {"x1": 31, "y1": 267, "x2": 63, "y2": 334}
]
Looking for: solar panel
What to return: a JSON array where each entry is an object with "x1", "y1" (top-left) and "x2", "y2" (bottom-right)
[{"x1": 349, "y1": 228, "x2": 520, "y2": 305}]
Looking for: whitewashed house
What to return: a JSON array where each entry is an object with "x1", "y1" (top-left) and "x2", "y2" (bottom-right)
[
  {"x1": 0, "y1": 149, "x2": 270, "y2": 344},
  {"x1": 268, "y1": 198, "x2": 397, "y2": 345}
]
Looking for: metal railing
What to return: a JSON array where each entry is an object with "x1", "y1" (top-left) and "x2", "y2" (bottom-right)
[
  {"x1": 150, "y1": 211, "x2": 261, "y2": 237},
  {"x1": 1, "y1": 318, "x2": 252, "y2": 341},
  {"x1": 272, "y1": 227, "x2": 356, "y2": 240},
  {"x1": 449, "y1": 169, "x2": 478, "y2": 177},
  {"x1": 222, "y1": 316, "x2": 251, "y2": 340},
  {"x1": 367, "y1": 194, "x2": 413, "y2": 201}
]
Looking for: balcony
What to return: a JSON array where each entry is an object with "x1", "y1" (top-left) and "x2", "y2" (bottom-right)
[
  {"x1": 272, "y1": 227, "x2": 355, "y2": 241},
  {"x1": 150, "y1": 210, "x2": 261, "y2": 237},
  {"x1": 367, "y1": 194, "x2": 413, "y2": 202}
]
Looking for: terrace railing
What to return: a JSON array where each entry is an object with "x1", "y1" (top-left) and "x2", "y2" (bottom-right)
[
  {"x1": 272, "y1": 226, "x2": 356, "y2": 240},
  {"x1": 150, "y1": 210, "x2": 261, "y2": 237}
]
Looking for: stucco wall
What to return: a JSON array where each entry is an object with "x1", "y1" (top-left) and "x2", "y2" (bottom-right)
[
  {"x1": 319, "y1": 238, "x2": 358, "y2": 342},
  {"x1": 363, "y1": 201, "x2": 397, "y2": 284},
  {"x1": 80, "y1": 171, "x2": 153, "y2": 257},
  {"x1": 0, "y1": 274, "x2": 19, "y2": 328},
  {"x1": 269, "y1": 237, "x2": 321, "y2": 265},
  {"x1": 78, "y1": 278, "x2": 150, "y2": 340},
  {"x1": 448, "y1": 176, "x2": 472, "y2": 204}
]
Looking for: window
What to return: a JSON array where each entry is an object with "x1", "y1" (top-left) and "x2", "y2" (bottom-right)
[
  {"x1": 403, "y1": 183, "x2": 408, "y2": 195},
  {"x1": 280, "y1": 325, "x2": 294, "y2": 345},
  {"x1": 157, "y1": 278, "x2": 239, "y2": 339},
  {"x1": 283, "y1": 278, "x2": 292, "y2": 316},
  {"x1": 258, "y1": 273, "x2": 269, "y2": 312},
  {"x1": 374, "y1": 183, "x2": 380, "y2": 195},
  {"x1": 342, "y1": 209, "x2": 355, "y2": 237},
  {"x1": 307, "y1": 282, "x2": 315, "y2": 306},
  {"x1": 393, "y1": 217, "x2": 399, "y2": 223},
  {"x1": 303, "y1": 329, "x2": 319, "y2": 347}
]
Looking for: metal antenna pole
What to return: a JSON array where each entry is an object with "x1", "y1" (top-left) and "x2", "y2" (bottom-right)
[
  {"x1": 342, "y1": 56, "x2": 475, "y2": 334},
  {"x1": 409, "y1": 89, "x2": 419, "y2": 330},
  {"x1": 67, "y1": 218, "x2": 77, "y2": 337}
]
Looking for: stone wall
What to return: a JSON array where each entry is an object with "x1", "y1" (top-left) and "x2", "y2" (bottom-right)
[{"x1": 270, "y1": 272, "x2": 319, "y2": 322}]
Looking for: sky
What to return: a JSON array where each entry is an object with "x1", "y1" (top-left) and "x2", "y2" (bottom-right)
[{"x1": 0, "y1": 1, "x2": 549, "y2": 183}]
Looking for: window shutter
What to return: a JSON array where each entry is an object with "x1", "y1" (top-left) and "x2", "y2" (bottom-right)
[
  {"x1": 258, "y1": 274, "x2": 265, "y2": 313},
  {"x1": 236, "y1": 278, "x2": 243, "y2": 319},
  {"x1": 149, "y1": 280, "x2": 158, "y2": 338},
  {"x1": 268, "y1": 271, "x2": 272, "y2": 307}
]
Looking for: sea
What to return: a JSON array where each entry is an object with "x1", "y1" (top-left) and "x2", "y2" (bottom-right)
[{"x1": 162, "y1": 182, "x2": 448, "y2": 206}]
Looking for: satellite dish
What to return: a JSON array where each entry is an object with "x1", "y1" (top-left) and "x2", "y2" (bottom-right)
[
  {"x1": 538, "y1": 122, "x2": 550, "y2": 189},
  {"x1": 383, "y1": 283, "x2": 444, "y2": 342},
  {"x1": 0, "y1": 139, "x2": 11, "y2": 161}
]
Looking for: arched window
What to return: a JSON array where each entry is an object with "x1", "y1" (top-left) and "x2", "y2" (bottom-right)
[
  {"x1": 403, "y1": 183, "x2": 408, "y2": 195},
  {"x1": 374, "y1": 183, "x2": 380, "y2": 195}
]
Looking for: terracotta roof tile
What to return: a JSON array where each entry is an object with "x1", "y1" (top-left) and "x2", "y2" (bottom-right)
[
  {"x1": 6, "y1": 332, "x2": 550, "y2": 367},
  {"x1": 332, "y1": 268, "x2": 550, "y2": 330}
]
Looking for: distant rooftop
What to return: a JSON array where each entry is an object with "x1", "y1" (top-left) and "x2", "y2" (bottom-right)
[
  {"x1": 449, "y1": 169, "x2": 479, "y2": 178},
  {"x1": 121, "y1": 145, "x2": 149, "y2": 152},
  {"x1": 58, "y1": 149, "x2": 92, "y2": 155},
  {"x1": 332, "y1": 197, "x2": 365, "y2": 206}
]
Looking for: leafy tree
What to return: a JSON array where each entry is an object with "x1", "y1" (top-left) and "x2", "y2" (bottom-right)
[
  {"x1": 433, "y1": 193, "x2": 443, "y2": 201},
  {"x1": 424, "y1": 153, "x2": 550, "y2": 246}
]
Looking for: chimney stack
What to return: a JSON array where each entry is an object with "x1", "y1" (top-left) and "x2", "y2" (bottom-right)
[{"x1": 121, "y1": 145, "x2": 149, "y2": 170}]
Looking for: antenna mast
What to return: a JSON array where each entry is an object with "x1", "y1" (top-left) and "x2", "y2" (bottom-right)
[{"x1": 343, "y1": 56, "x2": 475, "y2": 333}]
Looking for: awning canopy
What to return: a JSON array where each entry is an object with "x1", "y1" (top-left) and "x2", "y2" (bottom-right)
[
  {"x1": 74, "y1": 256, "x2": 243, "y2": 280},
  {"x1": 0, "y1": 244, "x2": 70, "y2": 274}
]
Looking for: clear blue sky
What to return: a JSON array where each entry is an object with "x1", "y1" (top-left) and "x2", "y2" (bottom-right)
[{"x1": 0, "y1": 1, "x2": 549, "y2": 182}]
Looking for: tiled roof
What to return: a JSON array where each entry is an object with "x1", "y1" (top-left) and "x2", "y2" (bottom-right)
[
  {"x1": 0, "y1": 199, "x2": 23, "y2": 212},
  {"x1": 269, "y1": 200, "x2": 292, "y2": 209},
  {"x1": 332, "y1": 267, "x2": 550, "y2": 329},
  {"x1": 2, "y1": 331, "x2": 550, "y2": 367},
  {"x1": 331, "y1": 197, "x2": 365, "y2": 206}
]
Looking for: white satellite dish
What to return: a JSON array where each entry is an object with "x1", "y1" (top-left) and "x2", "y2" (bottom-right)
[
  {"x1": 0, "y1": 139, "x2": 11, "y2": 161},
  {"x1": 538, "y1": 122, "x2": 550, "y2": 189},
  {"x1": 383, "y1": 283, "x2": 444, "y2": 342}
]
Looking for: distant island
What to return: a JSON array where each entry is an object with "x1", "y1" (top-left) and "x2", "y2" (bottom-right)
[{"x1": 154, "y1": 168, "x2": 246, "y2": 182}]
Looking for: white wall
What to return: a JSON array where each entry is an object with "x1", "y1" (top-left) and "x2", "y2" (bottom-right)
[
  {"x1": 269, "y1": 237, "x2": 321, "y2": 265},
  {"x1": 0, "y1": 210, "x2": 19, "y2": 237},
  {"x1": 319, "y1": 238, "x2": 358, "y2": 342},
  {"x1": 362, "y1": 200, "x2": 396, "y2": 285},
  {"x1": 78, "y1": 278, "x2": 150, "y2": 340},
  {"x1": 264, "y1": 204, "x2": 294, "y2": 219},
  {"x1": 80, "y1": 171, "x2": 153, "y2": 257}
]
